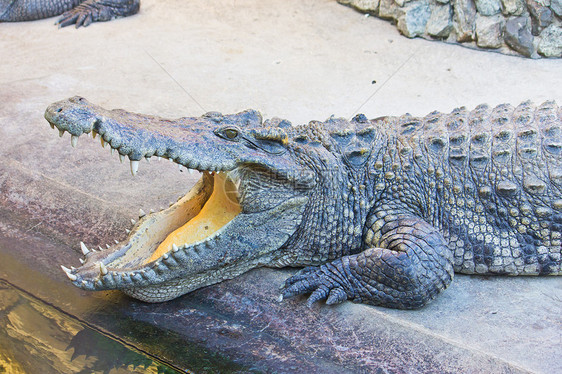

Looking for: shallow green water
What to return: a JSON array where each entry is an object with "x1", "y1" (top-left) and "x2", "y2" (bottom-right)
[{"x1": 0, "y1": 280, "x2": 182, "y2": 374}]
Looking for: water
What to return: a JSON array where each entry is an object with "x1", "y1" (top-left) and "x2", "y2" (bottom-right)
[{"x1": 0, "y1": 280, "x2": 183, "y2": 374}]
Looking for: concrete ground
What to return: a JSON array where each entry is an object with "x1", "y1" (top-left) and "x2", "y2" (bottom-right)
[{"x1": 1, "y1": 0, "x2": 561, "y2": 372}]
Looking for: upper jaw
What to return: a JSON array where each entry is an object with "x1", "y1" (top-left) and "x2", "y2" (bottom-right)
[
  {"x1": 45, "y1": 96, "x2": 314, "y2": 184},
  {"x1": 44, "y1": 96, "x2": 259, "y2": 173}
]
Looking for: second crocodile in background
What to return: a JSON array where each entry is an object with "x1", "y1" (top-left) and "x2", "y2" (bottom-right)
[
  {"x1": 0, "y1": 0, "x2": 138, "y2": 27},
  {"x1": 45, "y1": 97, "x2": 562, "y2": 309}
]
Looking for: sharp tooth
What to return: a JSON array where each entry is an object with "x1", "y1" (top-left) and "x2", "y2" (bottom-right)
[
  {"x1": 160, "y1": 206, "x2": 164, "y2": 211},
  {"x1": 61, "y1": 265, "x2": 72, "y2": 273},
  {"x1": 105, "y1": 244, "x2": 110, "y2": 249},
  {"x1": 125, "y1": 229, "x2": 130, "y2": 234},
  {"x1": 80, "y1": 241, "x2": 90, "y2": 255},
  {"x1": 149, "y1": 209, "x2": 155, "y2": 214},
  {"x1": 111, "y1": 148, "x2": 115, "y2": 155},
  {"x1": 145, "y1": 156, "x2": 150, "y2": 163},
  {"x1": 92, "y1": 131, "x2": 97, "y2": 139},
  {"x1": 98, "y1": 246, "x2": 103, "y2": 251},
  {"x1": 114, "y1": 239, "x2": 119, "y2": 244},
  {"x1": 188, "y1": 168, "x2": 194, "y2": 174},
  {"x1": 169, "y1": 201, "x2": 174, "y2": 207},
  {"x1": 157, "y1": 156, "x2": 161, "y2": 161},
  {"x1": 172, "y1": 243, "x2": 179, "y2": 252},
  {"x1": 130, "y1": 160, "x2": 139, "y2": 176},
  {"x1": 86, "y1": 132, "x2": 91, "y2": 138},
  {"x1": 59, "y1": 129, "x2": 64, "y2": 137},
  {"x1": 61, "y1": 265, "x2": 77, "y2": 281},
  {"x1": 71, "y1": 266, "x2": 76, "y2": 270},
  {"x1": 99, "y1": 262, "x2": 108, "y2": 275},
  {"x1": 131, "y1": 218, "x2": 136, "y2": 225},
  {"x1": 163, "y1": 253, "x2": 169, "y2": 259},
  {"x1": 71, "y1": 135, "x2": 79, "y2": 147},
  {"x1": 79, "y1": 258, "x2": 85, "y2": 264},
  {"x1": 119, "y1": 154, "x2": 125, "y2": 163},
  {"x1": 139, "y1": 209, "x2": 146, "y2": 218},
  {"x1": 50, "y1": 123, "x2": 55, "y2": 129},
  {"x1": 101, "y1": 138, "x2": 107, "y2": 148}
]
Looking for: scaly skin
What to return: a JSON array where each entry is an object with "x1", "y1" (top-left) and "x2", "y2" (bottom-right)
[
  {"x1": 0, "y1": 0, "x2": 139, "y2": 27},
  {"x1": 45, "y1": 97, "x2": 562, "y2": 309}
]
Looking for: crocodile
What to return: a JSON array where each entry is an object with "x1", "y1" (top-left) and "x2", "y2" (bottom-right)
[
  {"x1": 45, "y1": 96, "x2": 562, "y2": 309},
  {"x1": 0, "y1": 0, "x2": 139, "y2": 27}
]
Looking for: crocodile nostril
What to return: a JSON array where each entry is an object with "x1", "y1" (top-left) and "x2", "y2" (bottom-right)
[{"x1": 56, "y1": 107, "x2": 63, "y2": 113}]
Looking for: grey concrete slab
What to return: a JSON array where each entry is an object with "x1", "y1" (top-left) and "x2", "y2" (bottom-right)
[{"x1": 1, "y1": 0, "x2": 561, "y2": 372}]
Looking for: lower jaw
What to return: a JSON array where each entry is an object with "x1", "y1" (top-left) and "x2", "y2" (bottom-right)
[
  {"x1": 70, "y1": 171, "x2": 242, "y2": 283},
  {"x1": 122, "y1": 255, "x2": 259, "y2": 302}
]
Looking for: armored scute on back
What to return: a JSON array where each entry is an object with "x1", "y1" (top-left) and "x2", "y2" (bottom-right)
[
  {"x1": 364, "y1": 101, "x2": 561, "y2": 276},
  {"x1": 45, "y1": 97, "x2": 561, "y2": 310}
]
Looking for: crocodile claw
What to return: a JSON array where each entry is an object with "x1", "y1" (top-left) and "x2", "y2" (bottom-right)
[
  {"x1": 57, "y1": 6, "x2": 93, "y2": 28},
  {"x1": 282, "y1": 265, "x2": 351, "y2": 307}
]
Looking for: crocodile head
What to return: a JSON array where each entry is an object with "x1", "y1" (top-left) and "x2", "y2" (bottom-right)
[{"x1": 45, "y1": 96, "x2": 316, "y2": 302}]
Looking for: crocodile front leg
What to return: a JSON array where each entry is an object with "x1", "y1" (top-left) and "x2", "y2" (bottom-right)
[
  {"x1": 282, "y1": 216, "x2": 454, "y2": 309},
  {"x1": 57, "y1": 0, "x2": 138, "y2": 27}
]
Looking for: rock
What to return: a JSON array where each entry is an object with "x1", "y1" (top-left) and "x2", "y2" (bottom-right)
[
  {"x1": 504, "y1": 16, "x2": 537, "y2": 57},
  {"x1": 379, "y1": 0, "x2": 402, "y2": 18},
  {"x1": 427, "y1": 4, "x2": 454, "y2": 37},
  {"x1": 538, "y1": 24, "x2": 562, "y2": 56},
  {"x1": 337, "y1": 0, "x2": 381, "y2": 12},
  {"x1": 475, "y1": 14, "x2": 505, "y2": 47},
  {"x1": 500, "y1": 0, "x2": 525, "y2": 15},
  {"x1": 340, "y1": 0, "x2": 560, "y2": 58},
  {"x1": 453, "y1": 0, "x2": 477, "y2": 41},
  {"x1": 474, "y1": 0, "x2": 502, "y2": 15},
  {"x1": 397, "y1": 1, "x2": 432, "y2": 37},
  {"x1": 527, "y1": 0, "x2": 553, "y2": 35},
  {"x1": 551, "y1": 0, "x2": 562, "y2": 16}
]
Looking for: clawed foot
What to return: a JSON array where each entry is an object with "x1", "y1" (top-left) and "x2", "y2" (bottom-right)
[
  {"x1": 57, "y1": 0, "x2": 113, "y2": 28},
  {"x1": 281, "y1": 264, "x2": 354, "y2": 307}
]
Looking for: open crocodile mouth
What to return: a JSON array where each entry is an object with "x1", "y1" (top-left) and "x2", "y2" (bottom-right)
[{"x1": 58, "y1": 130, "x2": 245, "y2": 293}]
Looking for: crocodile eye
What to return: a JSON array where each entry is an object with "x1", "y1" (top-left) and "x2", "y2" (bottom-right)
[
  {"x1": 224, "y1": 129, "x2": 239, "y2": 139},
  {"x1": 216, "y1": 127, "x2": 241, "y2": 141}
]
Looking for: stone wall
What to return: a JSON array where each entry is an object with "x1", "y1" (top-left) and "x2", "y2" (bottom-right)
[{"x1": 338, "y1": 0, "x2": 562, "y2": 58}]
